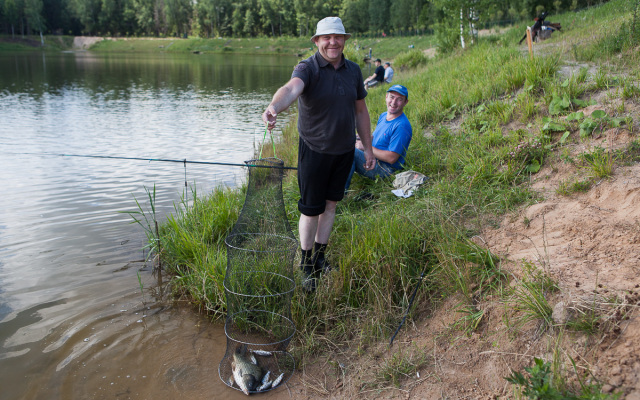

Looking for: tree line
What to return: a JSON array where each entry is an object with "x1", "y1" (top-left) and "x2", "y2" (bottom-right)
[{"x1": 0, "y1": 0, "x2": 607, "y2": 39}]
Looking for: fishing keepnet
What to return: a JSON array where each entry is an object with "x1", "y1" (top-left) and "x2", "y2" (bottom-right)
[{"x1": 218, "y1": 158, "x2": 297, "y2": 393}]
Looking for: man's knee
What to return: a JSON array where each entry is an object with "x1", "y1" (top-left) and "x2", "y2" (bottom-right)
[
  {"x1": 299, "y1": 200, "x2": 326, "y2": 216},
  {"x1": 324, "y1": 200, "x2": 338, "y2": 213}
]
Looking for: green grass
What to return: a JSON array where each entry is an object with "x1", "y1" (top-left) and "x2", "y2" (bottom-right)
[
  {"x1": 81, "y1": 34, "x2": 436, "y2": 59},
  {"x1": 89, "y1": 36, "x2": 314, "y2": 55},
  {"x1": 351, "y1": 35, "x2": 436, "y2": 60},
  {"x1": 506, "y1": 357, "x2": 620, "y2": 399},
  {"x1": 158, "y1": 185, "x2": 243, "y2": 316},
  {"x1": 375, "y1": 345, "x2": 431, "y2": 387},
  {"x1": 0, "y1": 34, "x2": 74, "y2": 51},
  {"x1": 507, "y1": 262, "x2": 559, "y2": 331},
  {"x1": 393, "y1": 49, "x2": 429, "y2": 69},
  {"x1": 556, "y1": 178, "x2": 593, "y2": 196},
  {"x1": 579, "y1": 146, "x2": 617, "y2": 179}
]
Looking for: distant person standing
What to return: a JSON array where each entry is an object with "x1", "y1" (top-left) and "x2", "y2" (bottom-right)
[
  {"x1": 262, "y1": 17, "x2": 375, "y2": 292},
  {"x1": 383, "y1": 62, "x2": 394, "y2": 84},
  {"x1": 363, "y1": 58, "x2": 385, "y2": 88}
]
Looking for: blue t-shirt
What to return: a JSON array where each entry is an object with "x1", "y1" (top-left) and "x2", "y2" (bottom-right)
[{"x1": 372, "y1": 112, "x2": 412, "y2": 170}]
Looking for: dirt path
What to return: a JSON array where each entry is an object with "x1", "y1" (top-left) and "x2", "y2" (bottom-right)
[{"x1": 72, "y1": 36, "x2": 104, "y2": 49}]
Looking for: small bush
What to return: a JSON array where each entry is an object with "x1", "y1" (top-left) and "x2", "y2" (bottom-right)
[
  {"x1": 394, "y1": 49, "x2": 428, "y2": 69},
  {"x1": 579, "y1": 146, "x2": 616, "y2": 179},
  {"x1": 506, "y1": 357, "x2": 619, "y2": 399}
]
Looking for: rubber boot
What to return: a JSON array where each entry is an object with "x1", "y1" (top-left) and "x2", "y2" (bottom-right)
[
  {"x1": 299, "y1": 249, "x2": 317, "y2": 292},
  {"x1": 312, "y1": 242, "x2": 334, "y2": 274}
]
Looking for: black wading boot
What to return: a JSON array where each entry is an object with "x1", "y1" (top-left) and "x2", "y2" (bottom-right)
[
  {"x1": 299, "y1": 249, "x2": 318, "y2": 292},
  {"x1": 312, "y1": 242, "x2": 335, "y2": 274}
]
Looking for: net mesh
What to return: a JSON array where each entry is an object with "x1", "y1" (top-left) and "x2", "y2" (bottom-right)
[{"x1": 218, "y1": 158, "x2": 297, "y2": 394}]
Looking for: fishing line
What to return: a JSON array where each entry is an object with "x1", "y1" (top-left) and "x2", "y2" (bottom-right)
[
  {"x1": 389, "y1": 271, "x2": 426, "y2": 348},
  {"x1": 17, "y1": 152, "x2": 298, "y2": 170},
  {"x1": 259, "y1": 124, "x2": 278, "y2": 160}
]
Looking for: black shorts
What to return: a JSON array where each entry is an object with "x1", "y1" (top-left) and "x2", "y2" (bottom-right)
[{"x1": 297, "y1": 138, "x2": 354, "y2": 216}]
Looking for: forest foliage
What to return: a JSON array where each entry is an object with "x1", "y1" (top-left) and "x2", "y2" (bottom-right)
[{"x1": 0, "y1": 0, "x2": 609, "y2": 41}]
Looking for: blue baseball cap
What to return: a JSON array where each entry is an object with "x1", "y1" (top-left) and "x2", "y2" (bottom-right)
[{"x1": 387, "y1": 84, "x2": 408, "y2": 99}]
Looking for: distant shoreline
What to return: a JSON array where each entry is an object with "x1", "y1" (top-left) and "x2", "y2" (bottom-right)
[{"x1": 0, "y1": 34, "x2": 436, "y2": 60}]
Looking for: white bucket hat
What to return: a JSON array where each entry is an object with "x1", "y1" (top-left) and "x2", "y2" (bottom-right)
[{"x1": 310, "y1": 17, "x2": 351, "y2": 43}]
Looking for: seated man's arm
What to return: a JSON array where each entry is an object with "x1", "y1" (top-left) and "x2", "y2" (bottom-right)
[
  {"x1": 354, "y1": 142, "x2": 400, "y2": 165},
  {"x1": 373, "y1": 148, "x2": 400, "y2": 164}
]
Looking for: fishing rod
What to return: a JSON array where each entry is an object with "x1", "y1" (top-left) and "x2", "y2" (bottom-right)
[
  {"x1": 389, "y1": 270, "x2": 426, "y2": 348},
  {"x1": 19, "y1": 152, "x2": 298, "y2": 170}
]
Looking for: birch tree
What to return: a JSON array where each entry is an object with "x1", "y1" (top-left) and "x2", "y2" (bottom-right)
[
  {"x1": 24, "y1": 0, "x2": 44, "y2": 42},
  {"x1": 3, "y1": 0, "x2": 21, "y2": 37}
]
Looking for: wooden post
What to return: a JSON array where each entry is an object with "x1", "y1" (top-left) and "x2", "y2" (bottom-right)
[{"x1": 526, "y1": 26, "x2": 534, "y2": 60}]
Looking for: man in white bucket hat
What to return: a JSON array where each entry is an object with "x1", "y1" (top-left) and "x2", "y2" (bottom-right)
[{"x1": 262, "y1": 16, "x2": 375, "y2": 292}]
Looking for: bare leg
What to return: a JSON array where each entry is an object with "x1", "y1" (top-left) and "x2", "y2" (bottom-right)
[
  {"x1": 315, "y1": 200, "x2": 337, "y2": 244},
  {"x1": 299, "y1": 200, "x2": 337, "y2": 248},
  {"x1": 299, "y1": 214, "x2": 319, "y2": 251}
]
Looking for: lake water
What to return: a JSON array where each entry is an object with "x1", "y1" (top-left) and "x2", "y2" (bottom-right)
[{"x1": 0, "y1": 50, "x2": 298, "y2": 400}]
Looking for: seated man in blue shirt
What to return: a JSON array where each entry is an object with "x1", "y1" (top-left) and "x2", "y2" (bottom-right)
[{"x1": 345, "y1": 85, "x2": 412, "y2": 190}]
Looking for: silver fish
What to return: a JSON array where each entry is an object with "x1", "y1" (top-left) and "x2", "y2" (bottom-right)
[
  {"x1": 271, "y1": 372, "x2": 285, "y2": 388},
  {"x1": 231, "y1": 345, "x2": 264, "y2": 395},
  {"x1": 261, "y1": 370, "x2": 271, "y2": 386},
  {"x1": 251, "y1": 349, "x2": 273, "y2": 357},
  {"x1": 257, "y1": 380, "x2": 272, "y2": 392}
]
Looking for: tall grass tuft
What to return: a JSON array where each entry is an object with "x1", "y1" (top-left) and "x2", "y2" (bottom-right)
[
  {"x1": 376, "y1": 345, "x2": 431, "y2": 387},
  {"x1": 579, "y1": 146, "x2": 616, "y2": 179},
  {"x1": 507, "y1": 262, "x2": 558, "y2": 331},
  {"x1": 158, "y1": 185, "x2": 243, "y2": 316},
  {"x1": 394, "y1": 50, "x2": 428, "y2": 70}
]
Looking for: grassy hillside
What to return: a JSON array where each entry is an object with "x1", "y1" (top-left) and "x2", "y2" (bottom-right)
[{"x1": 0, "y1": 35, "x2": 74, "y2": 51}]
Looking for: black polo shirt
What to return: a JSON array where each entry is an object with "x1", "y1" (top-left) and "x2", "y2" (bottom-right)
[{"x1": 292, "y1": 52, "x2": 367, "y2": 155}]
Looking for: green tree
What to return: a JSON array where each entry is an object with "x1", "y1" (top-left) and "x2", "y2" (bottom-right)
[
  {"x1": 293, "y1": 0, "x2": 311, "y2": 36},
  {"x1": 390, "y1": 0, "x2": 428, "y2": 33},
  {"x1": 368, "y1": 0, "x2": 388, "y2": 32},
  {"x1": 24, "y1": 0, "x2": 44, "y2": 42},
  {"x1": 164, "y1": 0, "x2": 191, "y2": 36},
  {"x1": 99, "y1": 0, "x2": 125, "y2": 34},
  {"x1": 431, "y1": 0, "x2": 493, "y2": 50},
  {"x1": 68, "y1": 0, "x2": 100, "y2": 34},
  {"x1": 339, "y1": 0, "x2": 368, "y2": 33},
  {"x1": 231, "y1": 2, "x2": 243, "y2": 35},
  {"x1": 243, "y1": 5, "x2": 255, "y2": 35},
  {"x1": 3, "y1": 0, "x2": 21, "y2": 37},
  {"x1": 194, "y1": 0, "x2": 225, "y2": 37},
  {"x1": 258, "y1": 0, "x2": 277, "y2": 35}
]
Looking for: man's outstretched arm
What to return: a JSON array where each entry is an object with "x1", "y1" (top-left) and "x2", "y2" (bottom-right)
[{"x1": 262, "y1": 77, "x2": 305, "y2": 131}]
